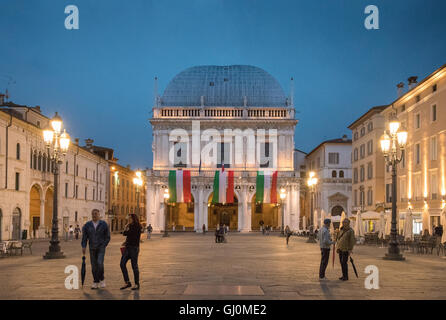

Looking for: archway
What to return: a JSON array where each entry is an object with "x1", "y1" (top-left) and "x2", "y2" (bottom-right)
[
  {"x1": 44, "y1": 187, "x2": 54, "y2": 232},
  {"x1": 29, "y1": 185, "x2": 41, "y2": 238},
  {"x1": 207, "y1": 193, "x2": 238, "y2": 230},
  {"x1": 331, "y1": 205, "x2": 344, "y2": 229},
  {"x1": 12, "y1": 207, "x2": 21, "y2": 240},
  {"x1": 251, "y1": 194, "x2": 279, "y2": 231},
  {"x1": 167, "y1": 195, "x2": 195, "y2": 231}
]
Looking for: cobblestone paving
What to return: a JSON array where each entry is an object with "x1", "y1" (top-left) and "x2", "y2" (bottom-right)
[{"x1": 0, "y1": 233, "x2": 445, "y2": 300}]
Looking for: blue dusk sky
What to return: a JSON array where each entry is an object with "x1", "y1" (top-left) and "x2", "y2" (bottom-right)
[{"x1": 1, "y1": 0, "x2": 445, "y2": 168}]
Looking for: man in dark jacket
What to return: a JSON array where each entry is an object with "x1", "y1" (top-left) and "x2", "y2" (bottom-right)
[
  {"x1": 336, "y1": 218, "x2": 355, "y2": 281},
  {"x1": 81, "y1": 209, "x2": 111, "y2": 289}
]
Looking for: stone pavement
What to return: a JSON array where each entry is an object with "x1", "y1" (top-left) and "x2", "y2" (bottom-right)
[{"x1": 0, "y1": 233, "x2": 445, "y2": 300}]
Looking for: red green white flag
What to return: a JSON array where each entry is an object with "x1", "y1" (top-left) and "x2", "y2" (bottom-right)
[
  {"x1": 168, "y1": 170, "x2": 191, "y2": 203},
  {"x1": 255, "y1": 171, "x2": 278, "y2": 203},
  {"x1": 211, "y1": 169, "x2": 234, "y2": 204}
]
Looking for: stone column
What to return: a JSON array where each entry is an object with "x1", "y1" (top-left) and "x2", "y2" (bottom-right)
[{"x1": 194, "y1": 188, "x2": 201, "y2": 232}]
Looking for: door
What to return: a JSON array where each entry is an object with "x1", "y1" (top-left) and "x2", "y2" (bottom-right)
[
  {"x1": 32, "y1": 217, "x2": 40, "y2": 238},
  {"x1": 220, "y1": 211, "x2": 230, "y2": 228},
  {"x1": 12, "y1": 208, "x2": 21, "y2": 240}
]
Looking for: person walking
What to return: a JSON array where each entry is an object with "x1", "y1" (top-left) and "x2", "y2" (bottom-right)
[
  {"x1": 285, "y1": 225, "x2": 292, "y2": 245},
  {"x1": 74, "y1": 225, "x2": 81, "y2": 240},
  {"x1": 81, "y1": 209, "x2": 111, "y2": 289},
  {"x1": 146, "y1": 224, "x2": 153, "y2": 240},
  {"x1": 120, "y1": 213, "x2": 141, "y2": 290},
  {"x1": 336, "y1": 218, "x2": 356, "y2": 281},
  {"x1": 318, "y1": 219, "x2": 335, "y2": 280},
  {"x1": 202, "y1": 224, "x2": 206, "y2": 234},
  {"x1": 69, "y1": 225, "x2": 74, "y2": 241},
  {"x1": 64, "y1": 225, "x2": 69, "y2": 242}
]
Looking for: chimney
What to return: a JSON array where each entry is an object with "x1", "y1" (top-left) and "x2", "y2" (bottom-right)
[
  {"x1": 85, "y1": 138, "x2": 94, "y2": 149},
  {"x1": 397, "y1": 82, "x2": 404, "y2": 97},
  {"x1": 408, "y1": 76, "x2": 418, "y2": 90},
  {"x1": 200, "y1": 95, "x2": 205, "y2": 107},
  {"x1": 342, "y1": 134, "x2": 348, "y2": 141},
  {"x1": 0, "y1": 94, "x2": 4, "y2": 105}
]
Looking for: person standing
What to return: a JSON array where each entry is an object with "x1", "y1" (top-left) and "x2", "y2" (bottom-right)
[
  {"x1": 81, "y1": 209, "x2": 111, "y2": 289},
  {"x1": 74, "y1": 225, "x2": 81, "y2": 240},
  {"x1": 64, "y1": 225, "x2": 69, "y2": 242},
  {"x1": 146, "y1": 224, "x2": 153, "y2": 240},
  {"x1": 120, "y1": 214, "x2": 141, "y2": 290},
  {"x1": 69, "y1": 225, "x2": 74, "y2": 241},
  {"x1": 318, "y1": 219, "x2": 335, "y2": 280},
  {"x1": 336, "y1": 218, "x2": 356, "y2": 281},
  {"x1": 202, "y1": 224, "x2": 206, "y2": 234},
  {"x1": 285, "y1": 225, "x2": 292, "y2": 245}
]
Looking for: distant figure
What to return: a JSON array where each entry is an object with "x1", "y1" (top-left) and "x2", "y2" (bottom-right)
[
  {"x1": 172, "y1": 222, "x2": 176, "y2": 232},
  {"x1": 202, "y1": 224, "x2": 206, "y2": 234},
  {"x1": 74, "y1": 225, "x2": 81, "y2": 240},
  {"x1": 146, "y1": 224, "x2": 153, "y2": 240},
  {"x1": 69, "y1": 225, "x2": 74, "y2": 241},
  {"x1": 285, "y1": 225, "x2": 292, "y2": 245},
  {"x1": 64, "y1": 225, "x2": 69, "y2": 242}
]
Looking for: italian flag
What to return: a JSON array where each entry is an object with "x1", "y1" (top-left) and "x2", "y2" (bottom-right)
[
  {"x1": 168, "y1": 170, "x2": 192, "y2": 203},
  {"x1": 211, "y1": 168, "x2": 234, "y2": 204},
  {"x1": 256, "y1": 171, "x2": 278, "y2": 203}
]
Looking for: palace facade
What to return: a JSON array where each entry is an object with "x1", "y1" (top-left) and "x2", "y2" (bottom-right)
[{"x1": 146, "y1": 65, "x2": 302, "y2": 232}]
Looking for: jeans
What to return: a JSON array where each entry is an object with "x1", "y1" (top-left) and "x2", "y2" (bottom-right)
[
  {"x1": 120, "y1": 246, "x2": 140, "y2": 285},
  {"x1": 147, "y1": 232, "x2": 151, "y2": 240},
  {"x1": 319, "y1": 248, "x2": 330, "y2": 278},
  {"x1": 339, "y1": 251, "x2": 349, "y2": 279},
  {"x1": 90, "y1": 247, "x2": 106, "y2": 283}
]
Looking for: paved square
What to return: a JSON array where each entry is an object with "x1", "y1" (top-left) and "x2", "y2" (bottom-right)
[{"x1": 0, "y1": 233, "x2": 445, "y2": 300}]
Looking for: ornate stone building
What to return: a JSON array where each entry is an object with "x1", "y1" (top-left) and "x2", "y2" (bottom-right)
[
  {"x1": 146, "y1": 65, "x2": 302, "y2": 232},
  {"x1": 0, "y1": 100, "x2": 108, "y2": 240}
]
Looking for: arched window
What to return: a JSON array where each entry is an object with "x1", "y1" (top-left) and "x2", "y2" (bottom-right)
[
  {"x1": 43, "y1": 154, "x2": 47, "y2": 172},
  {"x1": 339, "y1": 170, "x2": 344, "y2": 178},
  {"x1": 38, "y1": 152, "x2": 42, "y2": 171},
  {"x1": 332, "y1": 170, "x2": 337, "y2": 178},
  {"x1": 16, "y1": 143, "x2": 20, "y2": 160},
  {"x1": 33, "y1": 152, "x2": 37, "y2": 170}
]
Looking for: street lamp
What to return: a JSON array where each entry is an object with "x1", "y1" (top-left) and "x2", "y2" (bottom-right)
[
  {"x1": 43, "y1": 112, "x2": 70, "y2": 259},
  {"x1": 380, "y1": 114, "x2": 407, "y2": 261},
  {"x1": 163, "y1": 189, "x2": 170, "y2": 237},
  {"x1": 133, "y1": 170, "x2": 143, "y2": 217},
  {"x1": 279, "y1": 188, "x2": 286, "y2": 236},
  {"x1": 307, "y1": 171, "x2": 318, "y2": 243}
]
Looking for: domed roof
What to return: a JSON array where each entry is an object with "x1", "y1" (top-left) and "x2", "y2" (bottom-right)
[{"x1": 160, "y1": 65, "x2": 288, "y2": 107}]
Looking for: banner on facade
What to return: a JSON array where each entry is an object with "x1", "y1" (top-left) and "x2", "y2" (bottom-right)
[
  {"x1": 211, "y1": 169, "x2": 234, "y2": 204},
  {"x1": 255, "y1": 171, "x2": 278, "y2": 204},
  {"x1": 168, "y1": 170, "x2": 192, "y2": 203}
]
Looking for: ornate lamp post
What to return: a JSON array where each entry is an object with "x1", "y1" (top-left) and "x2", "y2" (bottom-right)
[
  {"x1": 133, "y1": 170, "x2": 143, "y2": 217},
  {"x1": 163, "y1": 189, "x2": 170, "y2": 237},
  {"x1": 43, "y1": 112, "x2": 70, "y2": 259},
  {"x1": 279, "y1": 188, "x2": 286, "y2": 236},
  {"x1": 380, "y1": 114, "x2": 407, "y2": 261},
  {"x1": 307, "y1": 171, "x2": 318, "y2": 243}
]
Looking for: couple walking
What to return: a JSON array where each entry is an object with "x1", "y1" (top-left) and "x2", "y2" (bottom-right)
[
  {"x1": 318, "y1": 218, "x2": 355, "y2": 281},
  {"x1": 81, "y1": 209, "x2": 141, "y2": 290}
]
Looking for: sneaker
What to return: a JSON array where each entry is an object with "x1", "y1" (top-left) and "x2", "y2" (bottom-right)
[
  {"x1": 91, "y1": 282, "x2": 98, "y2": 289},
  {"x1": 319, "y1": 277, "x2": 328, "y2": 281},
  {"x1": 99, "y1": 280, "x2": 106, "y2": 288},
  {"x1": 120, "y1": 282, "x2": 132, "y2": 290}
]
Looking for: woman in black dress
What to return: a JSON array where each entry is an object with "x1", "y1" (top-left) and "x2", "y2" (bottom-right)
[{"x1": 120, "y1": 213, "x2": 141, "y2": 290}]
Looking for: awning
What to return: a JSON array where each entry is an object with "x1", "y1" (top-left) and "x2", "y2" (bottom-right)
[{"x1": 360, "y1": 211, "x2": 381, "y2": 220}]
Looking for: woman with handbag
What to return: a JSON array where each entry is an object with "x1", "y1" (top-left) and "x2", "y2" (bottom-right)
[{"x1": 120, "y1": 213, "x2": 141, "y2": 290}]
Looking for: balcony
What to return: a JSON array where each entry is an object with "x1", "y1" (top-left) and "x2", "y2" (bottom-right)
[{"x1": 152, "y1": 107, "x2": 295, "y2": 120}]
